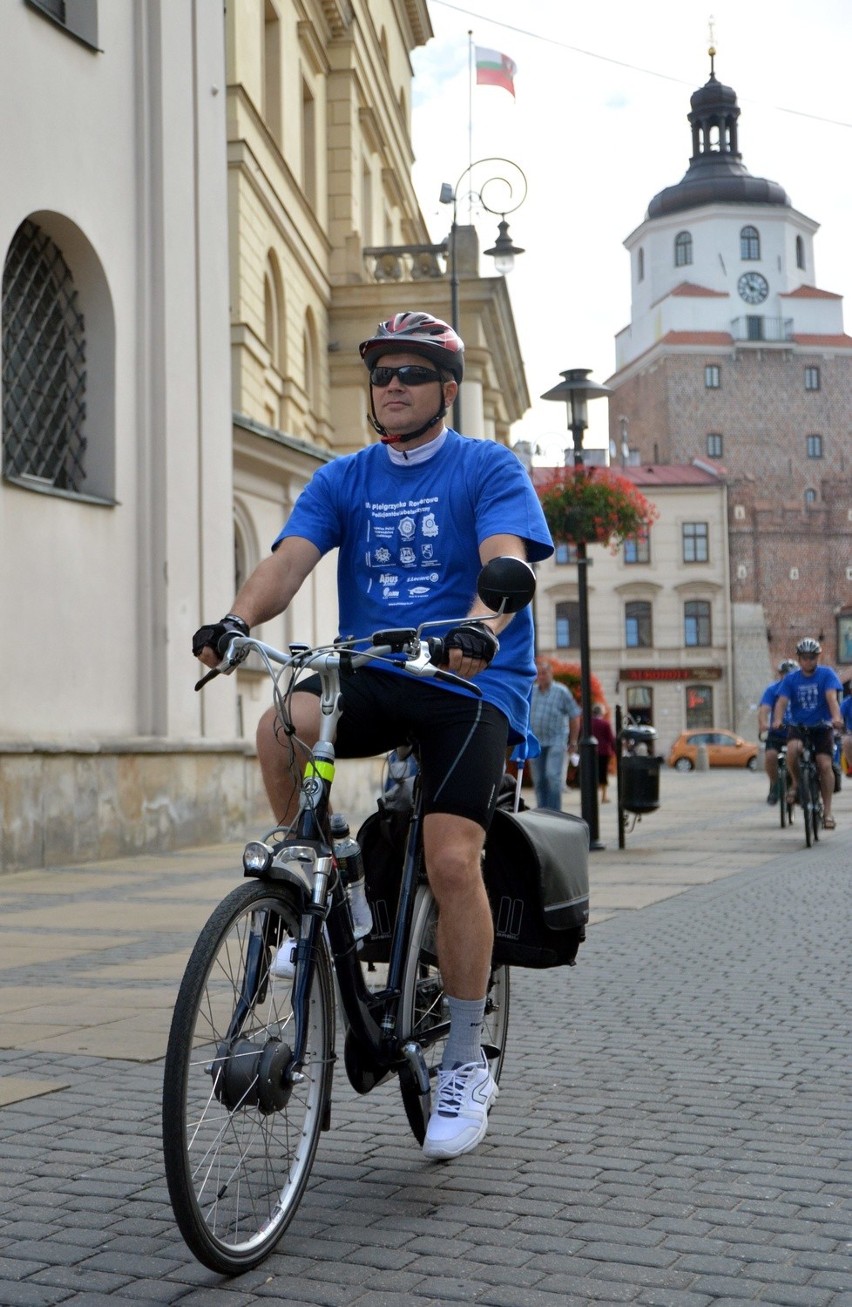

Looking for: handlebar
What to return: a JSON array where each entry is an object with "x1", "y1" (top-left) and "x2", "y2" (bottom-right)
[{"x1": 194, "y1": 629, "x2": 482, "y2": 698}]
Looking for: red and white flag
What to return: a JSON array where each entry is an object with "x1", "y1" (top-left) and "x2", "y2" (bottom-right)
[{"x1": 475, "y1": 47, "x2": 517, "y2": 99}]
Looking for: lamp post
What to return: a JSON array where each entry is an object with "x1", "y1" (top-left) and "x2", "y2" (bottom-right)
[
  {"x1": 541, "y1": 368, "x2": 612, "y2": 850},
  {"x1": 440, "y1": 158, "x2": 527, "y2": 431}
]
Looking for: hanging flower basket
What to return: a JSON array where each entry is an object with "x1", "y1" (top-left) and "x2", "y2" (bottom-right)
[{"x1": 537, "y1": 466, "x2": 658, "y2": 550}]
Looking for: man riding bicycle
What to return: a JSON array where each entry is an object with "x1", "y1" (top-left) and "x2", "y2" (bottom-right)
[
  {"x1": 758, "y1": 658, "x2": 797, "y2": 805},
  {"x1": 194, "y1": 311, "x2": 553, "y2": 1160},
  {"x1": 771, "y1": 637, "x2": 843, "y2": 829}
]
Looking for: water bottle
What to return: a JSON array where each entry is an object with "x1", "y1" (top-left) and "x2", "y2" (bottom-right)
[{"x1": 329, "y1": 813, "x2": 373, "y2": 941}]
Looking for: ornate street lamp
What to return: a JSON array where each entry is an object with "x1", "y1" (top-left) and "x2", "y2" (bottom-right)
[
  {"x1": 440, "y1": 158, "x2": 527, "y2": 430},
  {"x1": 541, "y1": 368, "x2": 612, "y2": 849}
]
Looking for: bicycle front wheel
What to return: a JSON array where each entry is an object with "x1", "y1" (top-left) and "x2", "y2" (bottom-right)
[
  {"x1": 397, "y1": 884, "x2": 510, "y2": 1144},
  {"x1": 802, "y1": 769, "x2": 815, "y2": 847},
  {"x1": 162, "y1": 880, "x2": 335, "y2": 1275},
  {"x1": 778, "y1": 766, "x2": 787, "y2": 829}
]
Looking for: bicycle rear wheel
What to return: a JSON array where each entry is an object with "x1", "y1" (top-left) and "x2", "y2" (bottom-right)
[
  {"x1": 397, "y1": 884, "x2": 510, "y2": 1144},
  {"x1": 162, "y1": 880, "x2": 335, "y2": 1274},
  {"x1": 778, "y1": 765, "x2": 787, "y2": 829}
]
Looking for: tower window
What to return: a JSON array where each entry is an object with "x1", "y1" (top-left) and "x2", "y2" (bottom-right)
[
  {"x1": 637, "y1": 247, "x2": 644, "y2": 282},
  {"x1": 796, "y1": 235, "x2": 805, "y2": 270},
  {"x1": 804, "y1": 488, "x2": 817, "y2": 506},
  {"x1": 740, "y1": 225, "x2": 760, "y2": 260},
  {"x1": 804, "y1": 366, "x2": 820, "y2": 391},
  {"x1": 706, "y1": 433, "x2": 723, "y2": 458},
  {"x1": 704, "y1": 364, "x2": 721, "y2": 389},
  {"x1": 806, "y1": 434, "x2": 823, "y2": 459},
  {"x1": 674, "y1": 231, "x2": 693, "y2": 267}
]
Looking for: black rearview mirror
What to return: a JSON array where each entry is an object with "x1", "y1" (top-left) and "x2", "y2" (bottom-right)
[{"x1": 476, "y1": 556, "x2": 536, "y2": 615}]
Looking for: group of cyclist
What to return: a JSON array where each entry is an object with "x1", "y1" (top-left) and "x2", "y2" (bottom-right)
[{"x1": 758, "y1": 637, "x2": 846, "y2": 830}]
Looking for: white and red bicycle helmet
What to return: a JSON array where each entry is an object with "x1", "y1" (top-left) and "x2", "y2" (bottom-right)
[{"x1": 359, "y1": 312, "x2": 464, "y2": 382}]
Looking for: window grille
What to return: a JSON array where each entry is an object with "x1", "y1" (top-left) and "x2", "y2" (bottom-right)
[{"x1": 2, "y1": 219, "x2": 87, "y2": 492}]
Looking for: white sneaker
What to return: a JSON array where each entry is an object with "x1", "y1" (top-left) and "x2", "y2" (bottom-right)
[
  {"x1": 422, "y1": 1051, "x2": 498, "y2": 1160},
  {"x1": 269, "y1": 938, "x2": 296, "y2": 979}
]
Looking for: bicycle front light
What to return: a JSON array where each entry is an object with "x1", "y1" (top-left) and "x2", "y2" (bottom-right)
[{"x1": 243, "y1": 840, "x2": 273, "y2": 875}]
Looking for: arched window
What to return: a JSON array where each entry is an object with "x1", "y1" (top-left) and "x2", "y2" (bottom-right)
[
  {"x1": 804, "y1": 487, "x2": 817, "y2": 506},
  {"x1": 674, "y1": 231, "x2": 692, "y2": 267},
  {"x1": 3, "y1": 219, "x2": 87, "y2": 492},
  {"x1": 740, "y1": 225, "x2": 760, "y2": 260},
  {"x1": 625, "y1": 600, "x2": 652, "y2": 648},
  {"x1": 796, "y1": 235, "x2": 805, "y2": 270},
  {"x1": 684, "y1": 600, "x2": 712, "y2": 647}
]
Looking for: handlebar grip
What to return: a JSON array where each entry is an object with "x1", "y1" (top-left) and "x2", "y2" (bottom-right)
[{"x1": 427, "y1": 636, "x2": 445, "y2": 665}]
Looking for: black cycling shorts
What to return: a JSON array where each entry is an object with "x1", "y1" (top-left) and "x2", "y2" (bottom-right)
[
  {"x1": 789, "y1": 725, "x2": 834, "y2": 757},
  {"x1": 765, "y1": 728, "x2": 788, "y2": 753},
  {"x1": 295, "y1": 666, "x2": 509, "y2": 829}
]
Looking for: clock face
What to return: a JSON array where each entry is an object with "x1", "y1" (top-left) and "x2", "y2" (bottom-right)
[{"x1": 738, "y1": 272, "x2": 769, "y2": 304}]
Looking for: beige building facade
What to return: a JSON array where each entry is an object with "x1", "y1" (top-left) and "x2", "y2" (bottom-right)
[
  {"x1": 1, "y1": 1, "x2": 530, "y2": 870},
  {"x1": 533, "y1": 464, "x2": 735, "y2": 757}
]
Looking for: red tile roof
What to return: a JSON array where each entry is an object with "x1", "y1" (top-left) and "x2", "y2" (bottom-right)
[{"x1": 780, "y1": 284, "x2": 842, "y2": 299}]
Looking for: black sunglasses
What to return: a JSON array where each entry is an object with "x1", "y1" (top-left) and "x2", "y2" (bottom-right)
[{"x1": 370, "y1": 364, "x2": 442, "y2": 388}]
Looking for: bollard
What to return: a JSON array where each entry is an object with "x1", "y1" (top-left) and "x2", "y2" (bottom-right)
[{"x1": 695, "y1": 744, "x2": 710, "y2": 771}]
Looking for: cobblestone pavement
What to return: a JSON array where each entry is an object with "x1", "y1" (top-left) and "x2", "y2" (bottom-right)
[{"x1": 0, "y1": 769, "x2": 849, "y2": 1305}]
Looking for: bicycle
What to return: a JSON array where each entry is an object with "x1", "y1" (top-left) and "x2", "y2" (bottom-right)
[
  {"x1": 162, "y1": 558, "x2": 534, "y2": 1274},
  {"x1": 793, "y1": 726, "x2": 824, "y2": 847}
]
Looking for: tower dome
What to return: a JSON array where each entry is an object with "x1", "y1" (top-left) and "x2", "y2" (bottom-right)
[{"x1": 647, "y1": 54, "x2": 790, "y2": 219}]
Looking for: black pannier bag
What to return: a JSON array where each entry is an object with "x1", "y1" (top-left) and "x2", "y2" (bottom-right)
[
  {"x1": 483, "y1": 807, "x2": 589, "y2": 968},
  {"x1": 357, "y1": 802, "x2": 589, "y2": 970}
]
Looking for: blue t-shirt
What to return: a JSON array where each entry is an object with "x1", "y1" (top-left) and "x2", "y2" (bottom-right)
[
  {"x1": 841, "y1": 695, "x2": 852, "y2": 733},
  {"x1": 273, "y1": 430, "x2": 554, "y2": 742},
  {"x1": 760, "y1": 679, "x2": 791, "y2": 727},
  {"x1": 776, "y1": 665, "x2": 842, "y2": 727}
]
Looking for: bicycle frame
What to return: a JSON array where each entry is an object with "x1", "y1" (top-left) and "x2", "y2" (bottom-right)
[{"x1": 226, "y1": 635, "x2": 456, "y2": 1086}]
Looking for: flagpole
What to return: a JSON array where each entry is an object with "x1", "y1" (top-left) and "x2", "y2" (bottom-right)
[{"x1": 467, "y1": 31, "x2": 473, "y2": 221}]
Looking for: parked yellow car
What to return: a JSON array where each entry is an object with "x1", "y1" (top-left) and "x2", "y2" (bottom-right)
[{"x1": 668, "y1": 729, "x2": 759, "y2": 772}]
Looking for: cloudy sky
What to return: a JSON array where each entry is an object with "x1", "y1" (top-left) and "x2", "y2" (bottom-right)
[{"x1": 411, "y1": 0, "x2": 852, "y2": 457}]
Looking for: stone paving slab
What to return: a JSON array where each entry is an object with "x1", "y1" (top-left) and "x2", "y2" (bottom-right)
[{"x1": 0, "y1": 767, "x2": 849, "y2": 1303}]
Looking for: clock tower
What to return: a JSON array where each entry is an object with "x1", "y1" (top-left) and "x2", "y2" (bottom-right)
[{"x1": 606, "y1": 50, "x2": 852, "y2": 721}]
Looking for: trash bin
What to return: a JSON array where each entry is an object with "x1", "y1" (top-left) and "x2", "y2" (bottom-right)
[
  {"x1": 621, "y1": 753, "x2": 661, "y2": 813},
  {"x1": 621, "y1": 724, "x2": 657, "y2": 755}
]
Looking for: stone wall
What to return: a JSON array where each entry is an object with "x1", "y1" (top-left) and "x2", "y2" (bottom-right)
[{"x1": 0, "y1": 743, "x2": 385, "y2": 874}]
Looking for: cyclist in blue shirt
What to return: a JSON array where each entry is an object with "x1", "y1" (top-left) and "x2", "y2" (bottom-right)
[
  {"x1": 840, "y1": 681, "x2": 852, "y2": 778},
  {"x1": 758, "y1": 658, "x2": 797, "y2": 804},
  {"x1": 772, "y1": 637, "x2": 843, "y2": 829},
  {"x1": 195, "y1": 312, "x2": 553, "y2": 1161}
]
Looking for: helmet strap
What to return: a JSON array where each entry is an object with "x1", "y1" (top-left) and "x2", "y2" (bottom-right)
[{"x1": 367, "y1": 396, "x2": 447, "y2": 445}]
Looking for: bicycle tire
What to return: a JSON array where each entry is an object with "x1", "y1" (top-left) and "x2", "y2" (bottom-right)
[
  {"x1": 162, "y1": 880, "x2": 335, "y2": 1275},
  {"x1": 397, "y1": 884, "x2": 510, "y2": 1145},
  {"x1": 778, "y1": 765, "x2": 787, "y2": 829},
  {"x1": 802, "y1": 767, "x2": 814, "y2": 847}
]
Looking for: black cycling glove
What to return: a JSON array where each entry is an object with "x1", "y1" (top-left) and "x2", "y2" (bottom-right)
[
  {"x1": 443, "y1": 620, "x2": 500, "y2": 665},
  {"x1": 192, "y1": 614, "x2": 250, "y2": 659}
]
